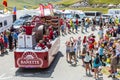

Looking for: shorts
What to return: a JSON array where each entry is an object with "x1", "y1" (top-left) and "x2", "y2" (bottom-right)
[
  {"x1": 94, "y1": 66, "x2": 99, "y2": 68},
  {"x1": 77, "y1": 46, "x2": 81, "y2": 51},
  {"x1": 84, "y1": 61, "x2": 90, "y2": 64},
  {"x1": 0, "y1": 43, "x2": 4, "y2": 50},
  {"x1": 66, "y1": 49, "x2": 70, "y2": 53},
  {"x1": 100, "y1": 23, "x2": 103, "y2": 27},
  {"x1": 81, "y1": 56, "x2": 85, "y2": 59},
  {"x1": 61, "y1": 25, "x2": 64, "y2": 32},
  {"x1": 4, "y1": 43, "x2": 8, "y2": 48},
  {"x1": 70, "y1": 52, "x2": 75, "y2": 55}
]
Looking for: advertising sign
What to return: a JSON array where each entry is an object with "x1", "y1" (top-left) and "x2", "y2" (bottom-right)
[{"x1": 17, "y1": 51, "x2": 43, "y2": 68}]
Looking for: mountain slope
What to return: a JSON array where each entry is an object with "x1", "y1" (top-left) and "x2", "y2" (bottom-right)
[
  {"x1": 56, "y1": 0, "x2": 120, "y2": 6},
  {"x1": 55, "y1": 0, "x2": 82, "y2": 6},
  {"x1": 89, "y1": 0, "x2": 120, "y2": 4},
  {"x1": 0, "y1": 0, "x2": 61, "y2": 10}
]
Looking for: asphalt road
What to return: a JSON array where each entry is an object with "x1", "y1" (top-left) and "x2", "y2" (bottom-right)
[{"x1": 0, "y1": 27, "x2": 119, "y2": 80}]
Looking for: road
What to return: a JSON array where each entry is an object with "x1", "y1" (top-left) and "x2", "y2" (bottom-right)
[{"x1": 0, "y1": 27, "x2": 118, "y2": 80}]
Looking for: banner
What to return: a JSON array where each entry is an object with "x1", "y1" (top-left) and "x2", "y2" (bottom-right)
[
  {"x1": 48, "y1": 3, "x2": 54, "y2": 16},
  {"x1": 13, "y1": 6, "x2": 16, "y2": 15},
  {"x1": 39, "y1": 4, "x2": 44, "y2": 17}
]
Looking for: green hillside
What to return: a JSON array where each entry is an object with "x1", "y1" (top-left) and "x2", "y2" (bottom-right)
[
  {"x1": 55, "y1": 0, "x2": 82, "y2": 6},
  {"x1": 0, "y1": 0, "x2": 119, "y2": 13},
  {"x1": 56, "y1": 0, "x2": 120, "y2": 6},
  {"x1": 0, "y1": 0, "x2": 60, "y2": 10},
  {"x1": 89, "y1": 0, "x2": 120, "y2": 5}
]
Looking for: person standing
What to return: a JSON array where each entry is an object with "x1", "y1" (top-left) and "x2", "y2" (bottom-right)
[
  {"x1": 8, "y1": 32, "x2": 13, "y2": 51},
  {"x1": 70, "y1": 19, "x2": 74, "y2": 33},
  {"x1": 92, "y1": 17, "x2": 96, "y2": 31},
  {"x1": 98, "y1": 27, "x2": 104, "y2": 40},
  {"x1": 65, "y1": 40, "x2": 70, "y2": 62},
  {"x1": 83, "y1": 36, "x2": 87, "y2": 48},
  {"x1": 99, "y1": 17, "x2": 103, "y2": 28},
  {"x1": 76, "y1": 37, "x2": 81, "y2": 58},
  {"x1": 69, "y1": 37, "x2": 77, "y2": 65},
  {"x1": 84, "y1": 51, "x2": 91, "y2": 75},
  {"x1": 93, "y1": 53, "x2": 101, "y2": 79},
  {"x1": 75, "y1": 18, "x2": 79, "y2": 33},
  {"x1": 0, "y1": 34, "x2": 4, "y2": 54},
  {"x1": 116, "y1": 24, "x2": 120, "y2": 38},
  {"x1": 63, "y1": 17, "x2": 67, "y2": 35},
  {"x1": 66, "y1": 19, "x2": 71, "y2": 34},
  {"x1": 98, "y1": 45, "x2": 104, "y2": 63},
  {"x1": 85, "y1": 19, "x2": 89, "y2": 32},
  {"x1": 60, "y1": 18, "x2": 64, "y2": 35},
  {"x1": 108, "y1": 50, "x2": 117, "y2": 78},
  {"x1": 3, "y1": 34, "x2": 8, "y2": 53},
  {"x1": 81, "y1": 18, "x2": 85, "y2": 33},
  {"x1": 13, "y1": 31, "x2": 18, "y2": 49}
]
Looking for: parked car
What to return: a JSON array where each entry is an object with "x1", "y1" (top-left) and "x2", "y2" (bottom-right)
[
  {"x1": 13, "y1": 14, "x2": 32, "y2": 29},
  {"x1": 19, "y1": 14, "x2": 32, "y2": 20},
  {"x1": 13, "y1": 19, "x2": 25, "y2": 29}
]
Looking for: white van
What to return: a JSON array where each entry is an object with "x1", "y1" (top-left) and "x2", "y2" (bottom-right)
[
  {"x1": 61, "y1": 10, "x2": 86, "y2": 23},
  {"x1": 84, "y1": 11, "x2": 102, "y2": 18},
  {"x1": 84, "y1": 11, "x2": 102, "y2": 24},
  {"x1": 108, "y1": 9, "x2": 120, "y2": 18},
  {"x1": 0, "y1": 13, "x2": 13, "y2": 33}
]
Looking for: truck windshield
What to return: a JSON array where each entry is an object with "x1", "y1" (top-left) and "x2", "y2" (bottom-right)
[{"x1": 85, "y1": 13, "x2": 95, "y2": 16}]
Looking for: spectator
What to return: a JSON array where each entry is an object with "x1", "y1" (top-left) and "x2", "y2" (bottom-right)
[
  {"x1": 0, "y1": 34, "x2": 4, "y2": 54},
  {"x1": 116, "y1": 24, "x2": 120, "y2": 38},
  {"x1": 108, "y1": 50, "x2": 117, "y2": 78},
  {"x1": 3, "y1": 34, "x2": 8, "y2": 53},
  {"x1": 69, "y1": 37, "x2": 77, "y2": 65},
  {"x1": 65, "y1": 40, "x2": 70, "y2": 62},
  {"x1": 8, "y1": 32, "x2": 13, "y2": 51},
  {"x1": 75, "y1": 18, "x2": 79, "y2": 33},
  {"x1": 84, "y1": 51, "x2": 91, "y2": 75},
  {"x1": 37, "y1": 40, "x2": 46, "y2": 49},
  {"x1": 13, "y1": 31, "x2": 18, "y2": 49},
  {"x1": 93, "y1": 53, "x2": 101, "y2": 79},
  {"x1": 76, "y1": 37, "x2": 81, "y2": 58},
  {"x1": 98, "y1": 45, "x2": 104, "y2": 63}
]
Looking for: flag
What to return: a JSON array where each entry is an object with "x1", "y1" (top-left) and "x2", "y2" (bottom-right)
[
  {"x1": 48, "y1": 3, "x2": 54, "y2": 16},
  {"x1": 13, "y1": 7, "x2": 16, "y2": 15},
  {"x1": 2, "y1": 0, "x2": 7, "y2": 7},
  {"x1": 39, "y1": 4, "x2": 44, "y2": 17}
]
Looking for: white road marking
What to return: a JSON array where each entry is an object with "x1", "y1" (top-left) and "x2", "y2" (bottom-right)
[
  {"x1": 0, "y1": 74, "x2": 6, "y2": 78},
  {"x1": 0, "y1": 76, "x2": 13, "y2": 80}
]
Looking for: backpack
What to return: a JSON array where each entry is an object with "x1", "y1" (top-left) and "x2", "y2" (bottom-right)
[{"x1": 95, "y1": 57, "x2": 100, "y2": 64}]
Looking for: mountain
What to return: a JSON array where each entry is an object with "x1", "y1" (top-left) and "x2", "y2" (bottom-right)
[
  {"x1": 55, "y1": 0, "x2": 82, "y2": 6},
  {"x1": 56, "y1": 0, "x2": 120, "y2": 6},
  {"x1": 89, "y1": 0, "x2": 120, "y2": 4}
]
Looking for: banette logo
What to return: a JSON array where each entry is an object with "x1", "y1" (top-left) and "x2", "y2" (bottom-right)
[{"x1": 17, "y1": 51, "x2": 43, "y2": 68}]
